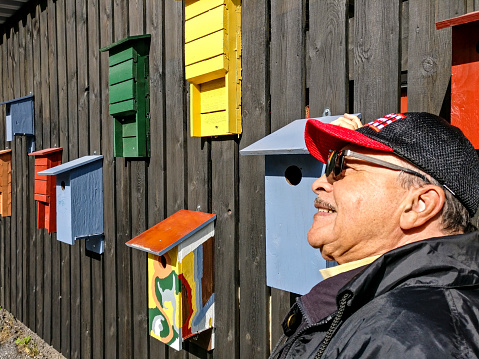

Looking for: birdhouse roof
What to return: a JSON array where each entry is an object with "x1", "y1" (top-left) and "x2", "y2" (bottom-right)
[
  {"x1": 126, "y1": 209, "x2": 216, "y2": 256},
  {"x1": 0, "y1": 94, "x2": 34, "y2": 106},
  {"x1": 28, "y1": 147, "x2": 63, "y2": 157},
  {"x1": 100, "y1": 34, "x2": 151, "y2": 52},
  {"x1": 0, "y1": 149, "x2": 11, "y2": 156},
  {"x1": 436, "y1": 10, "x2": 479, "y2": 29},
  {"x1": 240, "y1": 114, "x2": 359, "y2": 156},
  {"x1": 38, "y1": 155, "x2": 103, "y2": 175}
]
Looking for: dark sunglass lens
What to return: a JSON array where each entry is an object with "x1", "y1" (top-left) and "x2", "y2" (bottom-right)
[
  {"x1": 326, "y1": 151, "x2": 337, "y2": 176},
  {"x1": 333, "y1": 152, "x2": 344, "y2": 176}
]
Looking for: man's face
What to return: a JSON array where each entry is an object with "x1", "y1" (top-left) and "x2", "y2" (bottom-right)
[{"x1": 307, "y1": 145, "x2": 411, "y2": 264}]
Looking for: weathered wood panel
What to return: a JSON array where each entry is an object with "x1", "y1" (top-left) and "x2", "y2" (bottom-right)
[
  {"x1": 309, "y1": 0, "x2": 349, "y2": 116},
  {"x1": 354, "y1": 0, "x2": 401, "y2": 120},
  {"x1": 0, "y1": 1, "x2": 472, "y2": 359},
  {"x1": 239, "y1": 0, "x2": 270, "y2": 357}
]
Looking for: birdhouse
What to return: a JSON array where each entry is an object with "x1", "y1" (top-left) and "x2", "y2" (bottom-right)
[
  {"x1": 0, "y1": 149, "x2": 12, "y2": 217},
  {"x1": 175, "y1": 0, "x2": 241, "y2": 137},
  {"x1": 126, "y1": 209, "x2": 216, "y2": 351},
  {"x1": 436, "y1": 11, "x2": 479, "y2": 148},
  {"x1": 0, "y1": 94, "x2": 35, "y2": 153},
  {"x1": 100, "y1": 35, "x2": 151, "y2": 157},
  {"x1": 38, "y1": 155, "x2": 104, "y2": 254},
  {"x1": 240, "y1": 114, "x2": 360, "y2": 295},
  {"x1": 28, "y1": 148, "x2": 63, "y2": 233}
]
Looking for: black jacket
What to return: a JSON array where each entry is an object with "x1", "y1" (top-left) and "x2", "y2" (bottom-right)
[{"x1": 270, "y1": 232, "x2": 479, "y2": 358}]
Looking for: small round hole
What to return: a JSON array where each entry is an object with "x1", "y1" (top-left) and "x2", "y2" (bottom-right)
[
  {"x1": 61, "y1": 181, "x2": 66, "y2": 190},
  {"x1": 159, "y1": 255, "x2": 167, "y2": 268},
  {"x1": 285, "y1": 165, "x2": 302, "y2": 186}
]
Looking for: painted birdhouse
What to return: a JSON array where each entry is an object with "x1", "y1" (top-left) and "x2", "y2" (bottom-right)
[
  {"x1": 126, "y1": 209, "x2": 216, "y2": 351},
  {"x1": 436, "y1": 11, "x2": 479, "y2": 148},
  {"x1": 100, "y1": 35, "x2": 151, "y2": 157},
  {"x1": 28, "y1": 148, "x2": 63, "y2": 233},
  {"x1": 175, "y1": 0, "x2": 241, "y2": 137},
  {"x1": 38, "y1": 155, "x2": 104, "y2": 254},
  {"x1": 0, "y1": 149, "x2": 12, "y2": 217},
  {"x1": 240, "y1": 114, "x2": 360, "y2": 295},
  {"x1": 0, "y1": 94, "x2": 35, "y2": 152}
]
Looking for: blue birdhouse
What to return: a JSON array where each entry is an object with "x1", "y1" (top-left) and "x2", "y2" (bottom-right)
[
  {"x1": 38, "y1": 155, "x2": 104, "y2": 254},
  {"x1": 240, "y1": 114, "x2": 359, "y2": 295},
  {"x1": 0, "y1": 94, "x2": 35, "y2": 152}
]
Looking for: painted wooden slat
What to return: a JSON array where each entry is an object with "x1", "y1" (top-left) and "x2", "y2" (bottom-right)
[
  {"x1": 185, "y1": 54, "x2": 227, "y2": 83},
  {"x1": 200, "y1": 78, "x2": 226, "y2": 113},
  {"x1": 185, "y1": 0, "x2": 224, "y2": 20},
  {"x1": 109, "y1": 59, "x2": 136, "y2": 85},
  {"x1": 185, "y1": 30, "x2": 225, "y2": 66},
  {"x1": 185, "y1": 4, "x2": 224, "y2": 43}
]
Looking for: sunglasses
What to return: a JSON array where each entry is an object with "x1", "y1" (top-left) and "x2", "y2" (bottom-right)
[{"x1": 326, "y1": 149, "x2": 429, "y2": 182}]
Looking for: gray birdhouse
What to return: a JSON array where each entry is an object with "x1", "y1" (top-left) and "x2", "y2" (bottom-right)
[
  {"x1": 38, "y1": 155, "x2": 104, "y2": 254},
  {"x1": 0, "y1": 94, "x2": 35, "y2": 152},
  {"x1": 241, "y1": 114, "x2": 359, "y2": 294}
]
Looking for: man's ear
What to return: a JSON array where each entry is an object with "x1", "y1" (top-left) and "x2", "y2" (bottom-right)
[{"x1": 400, "y1": 185, "x2": 445, "y2": 230}]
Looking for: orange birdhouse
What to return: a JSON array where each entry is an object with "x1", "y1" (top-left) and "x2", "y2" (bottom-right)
[
  {"x1": 28, "y1": 148, "x2": 62, "y2": 232},
  {"x1": 437, "y1": 11, "x2": 479, "y2": 148},
  {"x1": 0, "y1": 149, "x2": 12, "y2": 217}
]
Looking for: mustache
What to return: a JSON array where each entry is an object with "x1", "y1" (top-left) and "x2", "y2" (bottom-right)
[{"x1": 314, "y1": 198, "x2": 336, "y2": 212}]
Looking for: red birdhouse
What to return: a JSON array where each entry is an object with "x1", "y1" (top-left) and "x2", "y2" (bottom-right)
[
  {"x1": 28, "y1": 148, "x2": 62, "y2": 232},
  {"x1": 437, "y1": 11, "x2": 479, "y2": 148}
]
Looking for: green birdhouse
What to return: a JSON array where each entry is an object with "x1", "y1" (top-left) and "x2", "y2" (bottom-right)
[{"x1": 100, "y1": 34, "x2": 151, "y2": 157}]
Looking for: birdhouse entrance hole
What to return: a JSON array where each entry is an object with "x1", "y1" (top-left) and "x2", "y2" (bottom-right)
[
  {"x1": 284, "y1": 165, "x2": 302, "y2": 186},
  {"x1": 61, "y1": 181, "x2": 66, "y2": 190}
]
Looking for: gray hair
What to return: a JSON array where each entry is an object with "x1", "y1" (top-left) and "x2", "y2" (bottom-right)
[{"x1": 396, "y1": 170, "x2": 475, "y2": 234}]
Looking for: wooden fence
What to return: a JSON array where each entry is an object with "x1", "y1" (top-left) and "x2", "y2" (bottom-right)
[{"x1": 0, "y1": 0, "x2": 477, "y2": 358}]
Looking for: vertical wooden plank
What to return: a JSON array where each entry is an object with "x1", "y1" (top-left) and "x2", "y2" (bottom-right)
[
  {"x1": 164, "y1": 1, "x2": 188, "y2": 358},
  {"x1": 308, "y1": 0, "x2": 348, "y2": 116},
  {"x1": 39, "y1": 0, "x2": 53, "y2": 345},
  {"x1": 239, "y1": 0, "x2": 270, "y2": 357},
  {"x1": 100, "y1": 0, "x2": 117, "y2": 357},
  {"x1": 56, "y1": 0, "x2": 71, "y2": 355},
  {"x1": 11, "y1": 25, "x2": 19, "y2": 321},
  {"x1": 16, "y1": 15, "x2": 27, "y2": 325},
  {"x1": 47, "y1": 0, "x2": 62, "y2": 350},
  {"x1": 269, "y1": 0, "x2": 307, "y2": 347},
  {"x1": 32, "y1": 3, "x2": 45, "y2": 335},
  {"x1": 146, "y1": 0, "x2": 167, "y2": 355},
  {"x1": 407, "y1": 0, "x2": 464, "y2": 117},
  {"x1": 88, "y1": 0, "x2": 104, "y2": 358},
  {"x1": 113, "y1": 1, "x2": 132, "y2": 357},
  {"x1": 24, "y1": 5, "x2": 37, "y2": 333},
  {"x1": 211, "y1": 138, "x2": 238, "y2": 359},
  {"x1": 76, "y1": 0, "x2": 93, "y2": 357},
  {"x1": 128, "y1": 2, "x2": 149, "y2": 358},
  {"x1": 270, "y1": 0, "x2": 306, "y2": 130},
  {"x1": 0, "y1": 30, "x2": 4, "y2": 310},
  {"x1": 66, "y1": 0, "x2": 80, "y2": 357},
  {"x1": 2, "y1": 29, "x2": 12, "y2": 315},
  {"x1": 354, "y1": 0, "x2": 401, "y2": 120}
]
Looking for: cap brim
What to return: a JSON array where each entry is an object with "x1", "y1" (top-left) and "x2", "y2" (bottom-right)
[{"x1": 304, "y1": 119, "x2": 394, "y2": 163}]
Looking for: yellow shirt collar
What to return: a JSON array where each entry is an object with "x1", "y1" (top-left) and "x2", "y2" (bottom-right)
[{"x1": 319, "y1": 255, "x2": 381, "y2": 280}]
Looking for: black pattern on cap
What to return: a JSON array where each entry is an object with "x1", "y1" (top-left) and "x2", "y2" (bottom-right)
[{"x1": 357, "y1": 112, "x2": 479, "y2": 215}]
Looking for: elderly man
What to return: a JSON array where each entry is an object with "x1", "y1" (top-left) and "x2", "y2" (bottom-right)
[{"x1": 270, "y1": 112, "x2": 479, "y2": 358}]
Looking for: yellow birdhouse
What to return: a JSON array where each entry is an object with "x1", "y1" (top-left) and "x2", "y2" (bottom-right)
[{"x1": 178, "y1": 0, "x2": 242, "y2": 137}]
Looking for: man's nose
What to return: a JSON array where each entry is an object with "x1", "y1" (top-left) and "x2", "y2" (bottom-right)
[{"x1": 312, "y1": 173, "x2": 333, "y2": 194}]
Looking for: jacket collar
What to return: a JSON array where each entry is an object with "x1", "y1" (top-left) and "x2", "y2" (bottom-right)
[{"x1": 339, "y1": 232, "x2": 479, "y2": 311}]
